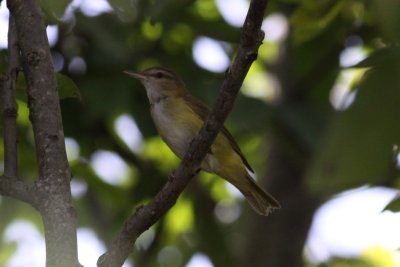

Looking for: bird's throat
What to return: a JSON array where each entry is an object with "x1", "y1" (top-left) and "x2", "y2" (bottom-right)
[{"x1": 150, "y1": 96, "x2": 203, "y2": 158}]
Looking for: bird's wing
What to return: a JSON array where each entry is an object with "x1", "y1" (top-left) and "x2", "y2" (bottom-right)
[{"x1": 184, "y1": 94, "x2": 254, "y2": 173}]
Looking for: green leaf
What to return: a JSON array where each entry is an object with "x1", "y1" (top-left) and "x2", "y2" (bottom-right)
[
  {"x1": 351, "y1": 47, "x2": 400, "y2": 69},
  {"x1": 16, "y1": 73, "x2": 81, "y2": 102},
  {"x1": 383, "y1": 193, "x2": 400, "y2": 212},
  {"x1": 38, "y1": 0, "x2": 72, "y2": 23},
  {"x1": 372, "y1": 0, "x2": 400, "y2": 42},
  {"x1": 308, "y1": 60, "x2": 400, "y2": 194},
  {"x1": 56, "y1": 73, "x2": 82, "y2": 100},
  {"x1": 291, "y1": 0, "x2": 345, "y2": 44},
  {"x1": 106, "y1": 0, "x2": 138, "y2": 21},
  {"x1": 0, "y1": 242, "x2": 16, "y2": 266}
]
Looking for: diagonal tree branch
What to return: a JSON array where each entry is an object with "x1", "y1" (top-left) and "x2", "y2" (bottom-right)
[
  {"x1": 7, "y1": 0, "x2": 81, "y2": 266},
  {"x1": 98, "y1": 0, "x2": 269, "y2": 266}
]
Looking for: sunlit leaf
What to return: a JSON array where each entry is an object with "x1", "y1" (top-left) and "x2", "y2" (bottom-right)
[
  {"x1": 190, "y1": 0, "x2": 220, "y2": 20},
  {"x1": 16, "y1": 99, "x2": 30, "y2": 126},
  {"x1": 165, "y1": 197, "x2": 194, "y2": 238},
  {"x1": 0, "y1": 241, "x2": 16, "y2": 265},
  {"x1": 362, "y1": 246, "x2": 398, "y2": 267},
  {"x1": 200, "y1": 173, "x2": 232, "y2": 201},
  {"x1": 140, "y1": 137, "x2": 179, "y2": 172},
  {"x1": 141, "y1": 19, "x2": 163, "y2": 41},
  {"x1": 162, "y1": 23, "x2": 194, "y2": 53}
]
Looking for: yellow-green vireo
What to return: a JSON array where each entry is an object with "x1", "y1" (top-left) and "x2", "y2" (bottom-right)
[{"x1": 125, "y1": 67, "x2": 280, "y2": 216}]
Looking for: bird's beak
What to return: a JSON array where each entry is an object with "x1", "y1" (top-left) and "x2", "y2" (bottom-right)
[{"x1": 124, "y1": 70, "x2": 146, "y2": 80}]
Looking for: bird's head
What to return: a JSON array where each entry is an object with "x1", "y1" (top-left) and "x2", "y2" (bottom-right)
[{"x1": 124, "y1": 67, "x2": 187, "y2": 103}]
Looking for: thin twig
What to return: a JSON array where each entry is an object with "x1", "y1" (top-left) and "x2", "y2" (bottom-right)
[
  {"x1": 1, "y1": 14, "x2": 19, "y2": 178},
  {"x1": 98, "y1": 0, "x2": 269, "y2": 266},
  {"x1": 0, "y1": 12, "x2": 35, "y2": 206}
]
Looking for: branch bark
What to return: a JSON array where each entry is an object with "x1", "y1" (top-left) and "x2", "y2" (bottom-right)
[
  {"x1": 1, "y1": 15, "x2": 18, "y2": 180},
  {"x1": 0, "y1": 175, "x2": 36, "y2": 205},
  {"x1": 0, "y1": 14, "x2": 30, "y2": 203},
  {"x1": 97, "y1": 0, "x2": 269, "y2": 266},
  {"x1": 6, "y1": 0, "x2": 81, "y2": 266}
]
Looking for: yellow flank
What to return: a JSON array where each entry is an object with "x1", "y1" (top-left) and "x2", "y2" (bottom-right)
[
  {"x1": 151, "y1": 96, "x2": 203, "y2": 158},
  {"x1": 204, "y1": 134, "x2": 248, "y2": 184},
  {"x1": 152, "y1": 96, "x2": 247, "y2": 185}
]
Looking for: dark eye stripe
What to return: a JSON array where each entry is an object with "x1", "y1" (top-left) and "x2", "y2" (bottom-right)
[
  {"x1": 143, "y1": 67, "x2": 179, "y2": 81},
  {"x1": 150, "y1": 71, "x2": 174, "y2": 80}
]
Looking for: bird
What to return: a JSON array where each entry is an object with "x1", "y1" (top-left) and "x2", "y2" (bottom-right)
[{"x1": 124, "y1": 66, "x2": 280, "y2": 215}]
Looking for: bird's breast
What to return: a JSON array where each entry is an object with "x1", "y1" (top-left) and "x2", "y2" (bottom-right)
[{"x1": 151, "y1": 97, "x2": 203, "y2": 158}]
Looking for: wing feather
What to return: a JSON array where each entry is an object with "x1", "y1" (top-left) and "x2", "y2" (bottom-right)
[{"x1": 183, "y1": 95, "x2": 254, "y2": 173}]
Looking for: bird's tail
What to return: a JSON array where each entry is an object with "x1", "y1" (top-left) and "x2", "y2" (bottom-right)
[{"x1": 239, "y1": 174, "x2": 280, "y2": 216}]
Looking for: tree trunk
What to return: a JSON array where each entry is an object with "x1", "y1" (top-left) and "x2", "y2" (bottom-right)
[
  {"x1": 239, "y1": 134, "x2": 319, "y2": 267},
  {"x1": 6, "y1": 0, "x2": 81, "y2": 266}
]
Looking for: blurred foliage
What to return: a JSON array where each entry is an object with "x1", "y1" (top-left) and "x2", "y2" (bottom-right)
[
  {"x1": 38, "y1": 0, "x2": 72, "y2": 23},
  {"x1": 16, "y1": 73, "x2": 81, "y2": 101},
  {"x1": 309, "y1": 52, "x2": 400, "y2": 193},
  {"x1": 384, "y1": 192, "x2": 400, "y2": 213},
  {"x1": 313, "y1": 247, "x2": 398, "y2": 267},
  {"x1": 1, "y1": 0, "x2": 400, "y2": 266}
]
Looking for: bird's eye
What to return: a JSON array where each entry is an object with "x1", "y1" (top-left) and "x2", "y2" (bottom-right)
[{"x1": 155, "y1": 72, "x2": 163, "y2": 79}]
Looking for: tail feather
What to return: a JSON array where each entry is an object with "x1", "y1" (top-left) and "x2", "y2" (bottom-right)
[{"x1": 240, "y1": 175, "x2": 280, "y2": 216}]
